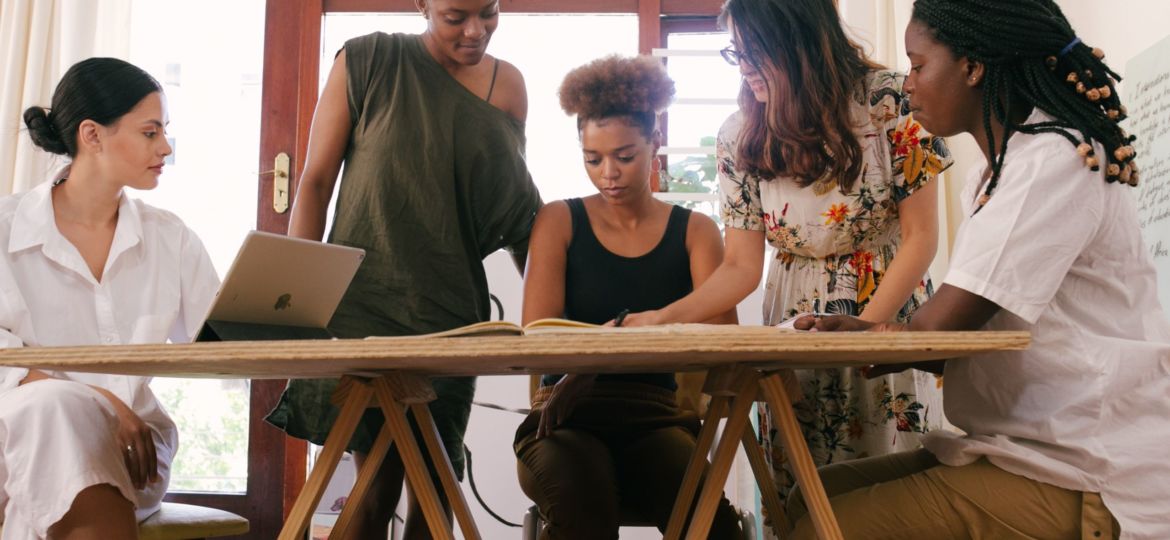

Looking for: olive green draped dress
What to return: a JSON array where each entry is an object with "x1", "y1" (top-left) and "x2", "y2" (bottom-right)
[{"x1": 266, "y1": 32, "x2": 542, "y2": 479}]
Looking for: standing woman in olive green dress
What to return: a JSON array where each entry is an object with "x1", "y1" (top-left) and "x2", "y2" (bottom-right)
[{"x1": 263, "y1": 1, "x2": 542, "y2": 538}]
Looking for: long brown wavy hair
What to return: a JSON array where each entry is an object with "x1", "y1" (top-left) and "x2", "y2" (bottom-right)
[{"x1": 721, "y1": 0, "x2": 882, "y2": 191}]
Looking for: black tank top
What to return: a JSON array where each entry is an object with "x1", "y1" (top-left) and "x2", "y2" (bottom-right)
[{"x1": 541, "y1": 198, "x2": 694, "y2": 390}]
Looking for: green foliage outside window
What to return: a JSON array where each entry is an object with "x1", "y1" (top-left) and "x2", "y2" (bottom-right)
[{"x1": 157, "y1": 383, "x2": 249, "y2": 493}]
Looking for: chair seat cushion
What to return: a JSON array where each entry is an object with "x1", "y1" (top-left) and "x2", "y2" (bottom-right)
[
  {"x1": 139, "y1": 502, "x2": 249, "y2": 540},
  {"x1": 0, "y1": 502, "x2": 248, "y2": 539}
]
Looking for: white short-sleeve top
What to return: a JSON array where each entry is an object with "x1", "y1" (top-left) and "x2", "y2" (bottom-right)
[
  {"x1": 0, "y1": 180, "x2": 220, "y2": 442},
  {"x1": 925, "y1": 109, "x2": 1170, "y2": 539}
]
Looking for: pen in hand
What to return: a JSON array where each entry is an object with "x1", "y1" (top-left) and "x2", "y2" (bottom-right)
[{"x1": 614, "y1": 308, "x2": 630, "y2": 327}]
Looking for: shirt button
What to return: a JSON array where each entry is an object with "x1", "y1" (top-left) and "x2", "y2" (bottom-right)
[{"x1": 103, "y1": 336, "x2": 114, "y2": 344}]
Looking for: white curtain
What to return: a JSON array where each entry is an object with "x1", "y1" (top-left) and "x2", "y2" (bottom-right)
[{"x1": 0, "y1": 0, "x2": 132, "y2": 195}]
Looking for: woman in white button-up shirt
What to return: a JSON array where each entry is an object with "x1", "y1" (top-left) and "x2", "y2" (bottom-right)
[
  {"x1": 0, "y1": 58, "x2": 218, "y2": 540},
  {"x1": 791, "y1": 1, "x2": 1170, "y2": 539}
]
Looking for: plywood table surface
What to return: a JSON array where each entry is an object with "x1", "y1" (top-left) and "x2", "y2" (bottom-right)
[
  {"x1": 0, "y1": 326, "x2": 1029, "y2": 540},
  {"x1": 0, "y1": 326, "x2": 1030, "y2": 379}
]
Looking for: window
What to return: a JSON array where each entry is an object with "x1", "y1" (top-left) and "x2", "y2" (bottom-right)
[
  {"x1": 128, "y1": 0, "x2": 266, "y2": 494},
  {"x1": 656, "y1": 29, "x2": 740, "y2": 223}
]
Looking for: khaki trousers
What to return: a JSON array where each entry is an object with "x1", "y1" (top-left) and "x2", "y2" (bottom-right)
[{"x1": 786, "y1": 449, "x2": 1117, "y2": 540}]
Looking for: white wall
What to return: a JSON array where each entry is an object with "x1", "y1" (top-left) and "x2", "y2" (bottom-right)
[
  {"x1": 840, "y1": 0, "x2": 1170, "y2": 267},
  {"x1": 936, "y1": 1, "x2": 1170, "y2": 250},
  {"x1": 1059, "y1": 0, "x2": 1169, "y2": 77}
]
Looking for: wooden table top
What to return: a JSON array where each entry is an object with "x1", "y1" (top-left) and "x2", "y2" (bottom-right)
[{"x1": 0, "y1": 325, "x2": 1029, "y2": 379}]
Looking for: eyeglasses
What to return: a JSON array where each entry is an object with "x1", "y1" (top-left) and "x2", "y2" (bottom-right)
[{"x1": 720, "y1": 46, "x2": 752, "y2": 67}]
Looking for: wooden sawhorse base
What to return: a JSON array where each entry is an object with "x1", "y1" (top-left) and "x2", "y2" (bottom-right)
[
  {"x1": 280, "y1": 367, "x2": 843, "y2": 540},
  {"x1": 278, "y1": 374, "x2": 481, "y2": 540},
  {"x1": 665, "y1": 366, "x2": 844, "y2": 540}
]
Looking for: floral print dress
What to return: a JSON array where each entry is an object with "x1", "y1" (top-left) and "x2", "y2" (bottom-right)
[{"x1": 717, "y1": 71, "x2": 953, "y2": 518}]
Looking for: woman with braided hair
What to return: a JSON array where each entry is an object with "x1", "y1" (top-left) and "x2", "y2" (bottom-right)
[
  {"x1": 792, "y1": 0, "x2": 1170, "y2": 538},
  {"x1": 514, "y1": 55, "x2": 741, "y2": 539}
]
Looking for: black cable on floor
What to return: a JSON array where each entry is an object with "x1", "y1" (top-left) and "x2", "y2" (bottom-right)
[{"x1": 464, "y1": 446, "x2": 523, "y2": 528}]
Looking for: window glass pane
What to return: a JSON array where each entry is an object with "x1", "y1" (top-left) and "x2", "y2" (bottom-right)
[
  {"x1": 128, "y1": 0, "x2": 264, "y2": 494},
  {"x1": 663, "y1": 32, "x2": 739, "y2": 221}
]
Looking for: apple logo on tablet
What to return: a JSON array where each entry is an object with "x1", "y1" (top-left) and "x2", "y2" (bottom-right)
[{"x1": 274, "y1": 293, "x2": 292, "y2": 311}]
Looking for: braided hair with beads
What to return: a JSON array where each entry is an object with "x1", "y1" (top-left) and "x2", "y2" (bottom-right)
[{"x1": 912, "y1": 0, "x2": 1139, "y2": 211}]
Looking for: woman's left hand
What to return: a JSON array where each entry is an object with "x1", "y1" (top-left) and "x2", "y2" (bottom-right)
[
  {"x1": 113, "y1": 401, "x2": 159, "y2": 490},
  {"x1": 89, "y1": 386, "x2": 159, "y2": 489},
  {"x1": 537, "y1": 374, "x2": 595, "y2": 438}
]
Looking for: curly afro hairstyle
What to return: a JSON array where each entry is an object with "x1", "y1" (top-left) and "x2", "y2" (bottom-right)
[{"x1": 559, "y1": 54, "x2": 675, "y2": 138}]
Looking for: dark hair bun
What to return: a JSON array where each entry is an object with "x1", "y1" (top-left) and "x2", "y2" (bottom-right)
[
  {"x1": 559, "y1": 55, "x2": 675, "y2": 119},
  {"x1": 23, "y1": 106, "x2": 69, "y2": 156}
]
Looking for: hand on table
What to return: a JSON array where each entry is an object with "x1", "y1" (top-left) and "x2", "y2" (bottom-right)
[
  {"x1": 792, "y1": 315, "x2": 913, "y2": 378},
  {"x1": 607, "y1": 309, "x2": 663, "y2": 327}
]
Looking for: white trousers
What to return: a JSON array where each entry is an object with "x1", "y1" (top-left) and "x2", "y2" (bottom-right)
[{"x1": 0, "y1": 380, "x2": 172, "y2": 539}]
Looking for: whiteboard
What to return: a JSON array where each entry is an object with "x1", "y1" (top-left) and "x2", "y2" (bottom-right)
[{"x1": 1127, "y1": 34, "x2": 1170, "y2": 310}]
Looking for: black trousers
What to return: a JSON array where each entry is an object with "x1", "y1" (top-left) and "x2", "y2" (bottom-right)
[{"x1": 514, "y1": 381, "x2": 742, "y2": 540}]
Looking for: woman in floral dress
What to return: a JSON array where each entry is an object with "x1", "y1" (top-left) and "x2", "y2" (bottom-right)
[{"x1": 620, "y1": 0, "x2": 953, "y2": 520}]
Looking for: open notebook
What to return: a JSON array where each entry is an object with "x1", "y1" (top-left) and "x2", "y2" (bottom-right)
[
  {"x1": 366, "y1": 318, "x2": 799, "y2": 339},
  {"x1": 365, "y1": 318, "x2": 601, "y2": 339}
]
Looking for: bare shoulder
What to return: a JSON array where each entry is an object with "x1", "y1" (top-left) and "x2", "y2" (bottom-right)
[
  {"x1": 532, "y1": 199, "x2": 571, "y2": 239},
  {"x1": 687, "y1": 211, "x2": 721, "y2": 242},
  {"x1": 490, "y1": 57, "x2": 528, "y2": 123}
]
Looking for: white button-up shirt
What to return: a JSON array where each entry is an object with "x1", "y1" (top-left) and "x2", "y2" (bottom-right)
[
  {"x1": 926, "y1": 109, "x2": 1170, "y2": 539},
  {"x1": 0, "y1": 179, "x2": 220, "y2": 441}
]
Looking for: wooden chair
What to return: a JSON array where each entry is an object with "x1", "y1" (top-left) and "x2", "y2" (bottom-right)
[{"x1": 0, "y1": 502, "x2": 249, "y2": 540}]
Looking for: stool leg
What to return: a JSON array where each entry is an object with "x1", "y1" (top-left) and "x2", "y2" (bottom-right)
[
  {"x1": 522, "y1": 505, "x2": 542, "y2": 540},
  {"x1": 760, "y1": 371, "x2": 843, "y2": 540},
  {"x1": 279, "y1": 376, "x2": 373, "y2": 540},
  {"x1": 664, "y1": 395, "x2": 730, "y2": 540}
]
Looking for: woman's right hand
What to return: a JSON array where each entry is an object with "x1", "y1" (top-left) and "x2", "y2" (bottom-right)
[{"x1": 610, "y1": 309, "x2": 663, "y2": 327}]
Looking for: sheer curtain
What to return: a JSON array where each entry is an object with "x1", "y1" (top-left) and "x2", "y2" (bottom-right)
[{"x1": 0, "y1": 0, "x2": 132, "y2": 195}]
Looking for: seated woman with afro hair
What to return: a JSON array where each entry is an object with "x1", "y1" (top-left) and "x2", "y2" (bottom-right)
[{"x1": 512, "y1": 55, "x2": 742, "y2": 540}]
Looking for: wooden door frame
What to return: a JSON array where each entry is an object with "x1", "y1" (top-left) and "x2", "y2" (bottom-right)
[{"x1": 190, "y1": 2, "x2": 723, "y2": 536}]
